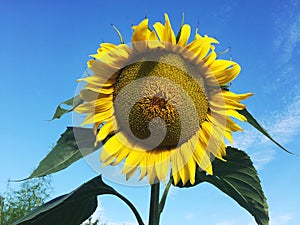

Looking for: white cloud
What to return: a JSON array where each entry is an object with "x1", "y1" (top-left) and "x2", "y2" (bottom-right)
[
  {"x1": 270, "y1": 213, "x2": 293, "y2": 225},
  {"x1": 214, "y1": 220, "x2": 236, "y2": 225}
]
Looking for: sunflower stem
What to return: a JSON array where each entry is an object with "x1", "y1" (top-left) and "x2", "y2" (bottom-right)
[{"x1": 149, "y1": 179, "x2": 160, "y2": 225}]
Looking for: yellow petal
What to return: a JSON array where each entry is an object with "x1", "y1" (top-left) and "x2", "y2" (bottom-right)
[
  {"x1": 153, "y1": 14, "x2": 176, "y2": 44},
  {"x1": 153, "y1": 22, "x2": 164, "y2": 41},
  {"x1": 126, "y1": 166, "x2": 138, "y2": 180},
  {"x1": 211, "y1": 106, "x2": 247, "y2": 122},
  {"x1": 102, "y1": 133, "x2": 124, "y2": 156},
  {"x1": 177, "y1": 24, "x2": 191, "y2": 46},
  {"x1": 139, "y1": 155, "x2": 148, "y2": 180},
  {"x1": 226, "y1": 117, "x2": 243, "y2": 132},
  {"x1": 186, "y1": 157, "x2": 196, "y2": 185},
  {"x1": 191, "y1": 136, "x2": 212, "y2": 175},
  {"x1": 203, "y1": 46, "x2": 217, "y2": 65},
  {"x1": 163, "y1": 13, "x2": 176, "y2": 44},
  {"x1": 83, "y1": 83, "x2": 115, "y2": 95},
  {"x1": 222, "y1": 91, "x2": 254, "y2": 101},
  {"x1": 96, "y1": 121, "x2": 114, "y2": 143},
  {"x1": 187, "y1": 39, "x2": 210, "y2": 59},
  {"x1": 226, "y1": 109, "x2": 247, "y2": 121},
  {"x1": 77, "y1": 75, "x2": 116, "y2": 87},
  {"x1": 209, "y1": 96, "x2": 246, "y2": 110},
  {"x1": 132, "y1": 19, "x2": 151, "y2": 42},
  {"x1": 187, "y1": 35, "x2": 218, "y2": 59},
  {"x1": 91, "y1": 43, "x2": 131, "y2": 67},
  {"x1": 206, "y1": 61, "x2": 241, "y2": 86},
  {"x1": 111, "y1": 147, "x2": 130, "y2": 166},
  {"x1": 215, "y1": 141, "x2": 227, "y2": 160},
  {"x1": 177, "y1": 148, "x2": 189, "y2": 185},
  {"x1": 100, "y1": 147, "x2": 116, "y2": 163},
  {"x1": 170, "y1": 149, "x2": 180, "y2": 184},
  {"x1": 172, "y1": 171, "x2": 181, "y2": 185},
  {"x1": 87, "y1": 60, "x2": 118, "y2": 78},
  {"x1": 147, "y1": 154, "x2": 158, "y2": 184},
  {"x1": 82, "y1": 108, "x2": 114, "y2": 125},
  {"x1": 122, "y1": 148, "x2": 146, "y2": 174},
  {"x1": 200, "y1": 121, "x2": 224, "y2": 157},
  {"x1": 75, "y1": 100, "x2": 113, "y2": 114},
  {"x1": 79, "y1": 89, "x2": 112, "y2": 102},
  {"x1": 154, "y1": 150, "x2": 170, "y2": 181}
]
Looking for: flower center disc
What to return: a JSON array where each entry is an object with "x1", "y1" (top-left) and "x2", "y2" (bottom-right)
[{"x1": 114, "y1": 53, "x2": 208, "y2": 149}]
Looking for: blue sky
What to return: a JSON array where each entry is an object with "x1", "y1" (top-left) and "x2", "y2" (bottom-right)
[{"x1": 1, "y1": 0, "x2": 300, "y2": 225}]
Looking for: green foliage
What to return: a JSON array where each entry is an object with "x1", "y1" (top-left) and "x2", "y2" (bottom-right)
[
  {"x1": 52, "y1": 95, "x2": 83, "y2": 120},
  {"x1": 0, "y1": 177, "x2": 52, "y2": 225},
  {"x1": 173, "y1": 147, "x2": 269, "y2": 225},
  {"x1": 20, "y1": 108, "x2": 290, "y2": 225},
  {"x1": 13, "y1": 176, "x2": 144, "y2": 225},
  {"x1": 25, "y1": 127, "x2": 97, "y2": 180}
]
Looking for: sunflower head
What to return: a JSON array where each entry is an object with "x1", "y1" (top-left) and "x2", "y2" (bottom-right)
[{"x1": 75, "y1": 14, "x2": 252, "y2": 185}]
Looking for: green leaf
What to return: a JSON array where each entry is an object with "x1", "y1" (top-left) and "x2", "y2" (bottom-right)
[
  {"x1": 238, "y1": 108, "x2": 293, "y2": 154},
  {"x1": 174, "y1": 147, "x2": 269, "y2": 225},
  {"x1": 13, "y1": 175, "x2": 145, "y2": 225},
  {"x1": 23, "y1": 127, "x2": 97, "y2": 180},
  {"x1": 52, "y1": 95, "x2": 83, "y2": 120}
]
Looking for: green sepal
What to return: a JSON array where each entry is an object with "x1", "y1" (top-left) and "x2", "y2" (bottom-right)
[
  {"x1": 238, "y1": 108, "x2": 293, "y2": 154},
  {"x1": 13, "y1": 175, "x2": 144, "y2": 225},
  {"x1": 173, "y1": 147, "x2": 269, "y2": 225},
  {"x1": 175, "y1": 12, "x2": 185, "y2": 43},
  {"x1": 52, "y1": 95, "x2": 83, "y2": 120}
]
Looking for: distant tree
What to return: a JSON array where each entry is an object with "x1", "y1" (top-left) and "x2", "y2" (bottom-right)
[{"x1": 0, "y1": 176, "x2": 52, "y2": 225}]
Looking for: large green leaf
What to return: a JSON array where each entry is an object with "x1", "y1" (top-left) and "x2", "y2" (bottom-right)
[
  {"x1": 13, "y1": 175, "x2": 144, "y2": 225},
  {"x1": 23, "y1": 127, "x2": 97, "y2": 180},
  {"x1": 174, "y1": 147, "x2": 269, "y2": 225},
  {"x1": 52, "y1": 95, "x2": 83, "y2": 120},
  {"x1": 238, "y1": 108, "x2": 292, "y2": 154}
]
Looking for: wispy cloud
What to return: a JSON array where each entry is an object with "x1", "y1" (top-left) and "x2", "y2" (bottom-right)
[
  {"x1": 267, "y1": 1, "x2": 300, "y2": 93},
  {"x1": 232, "y1": 125, "x2": 275, "y2": 169},
  {"x1": 232, "y1": 2, "x2": 300, "y2": 168},
  {"x1": 233, "y1": 90, "x2": 300, "y2": 169},
  {"x1": 273, "y1": 7, "x2": 300, "y2": 64},
  {"x1": 269, "y1": 92, "x2": 300, "y2": 143}
]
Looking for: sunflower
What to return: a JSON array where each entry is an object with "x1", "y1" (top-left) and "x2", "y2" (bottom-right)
[{"x1": 75, "y1": 14, "x2": 252, "y2": 185}]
